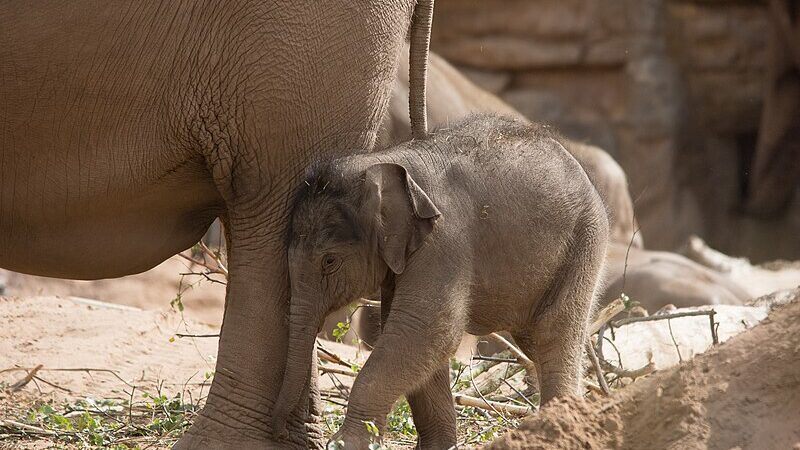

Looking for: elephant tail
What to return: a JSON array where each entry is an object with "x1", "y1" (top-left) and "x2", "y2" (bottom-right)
[{"x1": 408, "y1": 0, "x2": 434, "y2": 140}]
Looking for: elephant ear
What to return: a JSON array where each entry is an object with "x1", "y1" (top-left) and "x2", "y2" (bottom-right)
[{"x1": 363, "y1": 163, "x2": 441, "y2": 274}]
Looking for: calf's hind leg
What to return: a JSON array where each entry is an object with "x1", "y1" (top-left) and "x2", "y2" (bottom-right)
[{"x1": 513, "y1": 226, "x2": 606, "y2": 404}]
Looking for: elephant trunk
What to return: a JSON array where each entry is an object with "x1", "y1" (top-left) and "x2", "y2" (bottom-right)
[
  {"x1": 409, "y1": 0, "x2": 434, "y2": 140},
  {"x1": 272, "y1": 302, "x2": 320, "y2": 440}
]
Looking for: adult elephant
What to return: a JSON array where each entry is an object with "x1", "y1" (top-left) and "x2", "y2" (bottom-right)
[{"x1": 0, "y1": 1, "x2": 433, "y2": 449}]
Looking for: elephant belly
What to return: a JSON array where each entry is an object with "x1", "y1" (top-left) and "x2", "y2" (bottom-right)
[{"x1": 0, "y1": 163, "x2": 222, "y2": 280}]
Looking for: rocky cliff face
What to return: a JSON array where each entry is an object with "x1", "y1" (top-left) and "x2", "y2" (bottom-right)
[{"x1": 431, "y1": 0, "x2": 799, "y2": 260}]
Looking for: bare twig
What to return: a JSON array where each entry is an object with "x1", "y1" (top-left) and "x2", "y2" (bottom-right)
[
  {"x1": 453, "y1": 394, "x2": 530, "y2": 417},
  {"x1": 316, "y1": 342, "x2": 357, "y2": 369},
  {"x1": 487, "y1": 333, "x2": 533, "y2": 366},
  {"x1": 9, "y1": 364, "x2": 42, "y2": 391},
  {"x1": 610, "y1": 309, "x2": 717, "y2": 328},
  {"x1": 1, "y1": 366, "x2": 134, "y2": 388},
  {"x1": 666, "y1": 318, "x2": 683, "y2": 362},
  {"x1": 31, "y1": 375, "x2": 73, "y2": 393},
  {"x1": 175, "y1": 333, "x2": 219, "y2": 338},
  {"x1": 596, "y1": 326, "x2": 656, "y2": 380},
  {"x1": 198, "y1": 241, "x2": 228, "y2": 277},
  {"x1": 471, "y1": 355, "x2": 518, "y2": 364},
  {"x1": 318, "y1": 366, "x2": 357, "y2": 378},
  {"x1": 585, "y1": 341, "x2": 610, "y2": 396},
  {"x1": 499, "y1": 377, "x2": 537, "y2": 410}
]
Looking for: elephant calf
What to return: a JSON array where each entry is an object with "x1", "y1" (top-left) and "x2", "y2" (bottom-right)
[{"x1": 273, "y1": 114, "x2": 609, "y2": 449}]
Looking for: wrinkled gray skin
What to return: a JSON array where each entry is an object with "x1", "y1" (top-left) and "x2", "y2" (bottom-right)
[
  {"x1": 0, "y1": 2, "x2": 433, "y2": 448},
  {"x1": 277, "y1": 115, "x2": 609, "y2": 449}
]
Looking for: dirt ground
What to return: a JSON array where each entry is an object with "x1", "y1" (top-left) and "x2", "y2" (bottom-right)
[
  {"x1": 1, "y1": 255, "x2": 799, "y2": 449},
  {"x1": 0, "y1": 256, "x2": 226, "y2": 326},
  {"x1": 487, "y1": 297, "x2": 800, "y2": 450}
]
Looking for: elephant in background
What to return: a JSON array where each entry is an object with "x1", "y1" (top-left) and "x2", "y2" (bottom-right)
[
  {"x1": 0, "y1": 1, "x2": 433, "y2": 448},
  {"x1": 601, "y1": 243, "x2": 751, "y2": 311}
]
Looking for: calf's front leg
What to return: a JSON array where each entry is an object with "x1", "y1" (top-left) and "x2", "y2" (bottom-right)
[{"x1": 332, "y1": 280, "x2": 465, "y2": 449}]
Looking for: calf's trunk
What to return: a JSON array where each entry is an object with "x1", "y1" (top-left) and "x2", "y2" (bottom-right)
[{"x1": 272, "y1": 301, "x2": 320, "y2": 440}]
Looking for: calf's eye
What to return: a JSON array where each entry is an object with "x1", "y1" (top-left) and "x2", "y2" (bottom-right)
[{"x1": 321, "y1": 254, "x2": 341, "y2": 273}]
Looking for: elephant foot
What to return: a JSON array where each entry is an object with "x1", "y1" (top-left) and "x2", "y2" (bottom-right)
[
  {"x1": 328, "y1": 425, "x2": 379, "y2": 450},
  {"x1": 173, "y1": 372, "x2": 325, "y2": 450}
]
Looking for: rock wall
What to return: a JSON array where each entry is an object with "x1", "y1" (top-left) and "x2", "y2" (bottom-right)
[{"x1": 431, "y1": 0, "x2": 800, "y2": 260}]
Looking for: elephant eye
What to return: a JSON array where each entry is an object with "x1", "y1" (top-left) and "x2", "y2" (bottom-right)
[{"x1": 321, "y1": 254, "x2": 341, "y2": 274}]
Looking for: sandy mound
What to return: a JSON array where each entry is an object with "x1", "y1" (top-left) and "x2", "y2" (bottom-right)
[{"x1": 487, "y1": 297, "x2": 800, "y2": 450}]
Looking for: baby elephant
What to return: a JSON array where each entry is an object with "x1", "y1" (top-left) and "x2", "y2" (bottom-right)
[{"x1": 272, "y1": 114, "x2": 609, "y2": 449}]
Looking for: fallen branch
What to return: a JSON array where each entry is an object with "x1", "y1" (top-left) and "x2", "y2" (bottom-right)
[
  {"x1": 595, "y1": 325, "x2": 656, "y2": 380},
  {"x1": 611, "y1": 309, "x2": 718, "y2": 346},
  {"x1": 589, "y1": 298, "x2": 626, "y2": 335},
  {"x1": 453, "y1": 394, "x2": 531, "y2": 417},
  {"x1": 0, "y1": 419, "x2": 59, "y2": 436},
  {"x1": 461, "y1": 364, "x2": 524, "y2": 398}
]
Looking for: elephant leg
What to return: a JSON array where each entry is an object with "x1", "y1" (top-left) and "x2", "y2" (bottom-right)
[
  {"x1": 333, "y1": 280, "x2": 465, "y2": 448},
  {"x1": 407, "y1": 363, "x2": 458, "y2": 450},
  {"x1": 378, "y1": 281, "x2": 457, "y2": 450},
  {"x1": 176, "y1": 211, "x2": 322, "y2": 450},
  {"x1": 513, "y1": 234, "x2": 604, "y2": 405}
]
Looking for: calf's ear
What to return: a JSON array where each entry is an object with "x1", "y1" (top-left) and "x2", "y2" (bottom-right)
[{"x1": 362, "y1": 163, "x2": 441, "y2": 274}]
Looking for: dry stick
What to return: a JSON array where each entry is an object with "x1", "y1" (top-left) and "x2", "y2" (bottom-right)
[
  {"x1": 499, "y1": 376, "x2": 537, "y2": 410},
  {"x1": 175, "y1": 333, "x2": 219, "y2": 338},
  {"x1": 612, "y1": 309, "x2": 719, "y2": 348},
  {"x1": 9, "y1": 364, "x2": 42, "y2": 391},
  {"x1": 610, "y1": 309, "x2": 717, "y2": 328},
  {"x1": 2, "y1": 366, "x2": 134, "y2": 388},
  {"x1": 31, "y1": 375, "x2": 73, "y2": 393},
  {"x1": 461, "y1": 364, "x2": 524, "y2": 398},
  {"x1": 595, "y1": 325, "x2": 655, "y2": 380},
  {"x1": 468, "y1": 350, "x2": 508, "y2": 422},
  {"x1": 458, "y1": 351, "x2": 513, "y2": 386},
  {"x1": 0, "y1": 419, "x2": 59, "y2": 436},
  {"x1": 666, "y1": 318, "x2": 683, "y2": 363},
  {"x1": 452, "y1": 394, "x2": 530, "y2": 417},
  {"x1": 319, "y1": 366, "x2": 357, "y2": 378},
  {"x1": 585, "y1": 340, "x2": 610, "y2": 396},
  {"x1": 356, "y1": 298, "x2": 381, "y2": 308},
  {"x1": 471, "y1": 355, "x2": 517, "y2": 364},
  {"x1": 589, "y1": 298, "x2": 626, "y2": 335},
  {"x1": 488, "y1": 333, "x2": 533, "y2": 366},
  {"x1": 198, "y1": 241, "x2": 228, "y2": 277}
]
